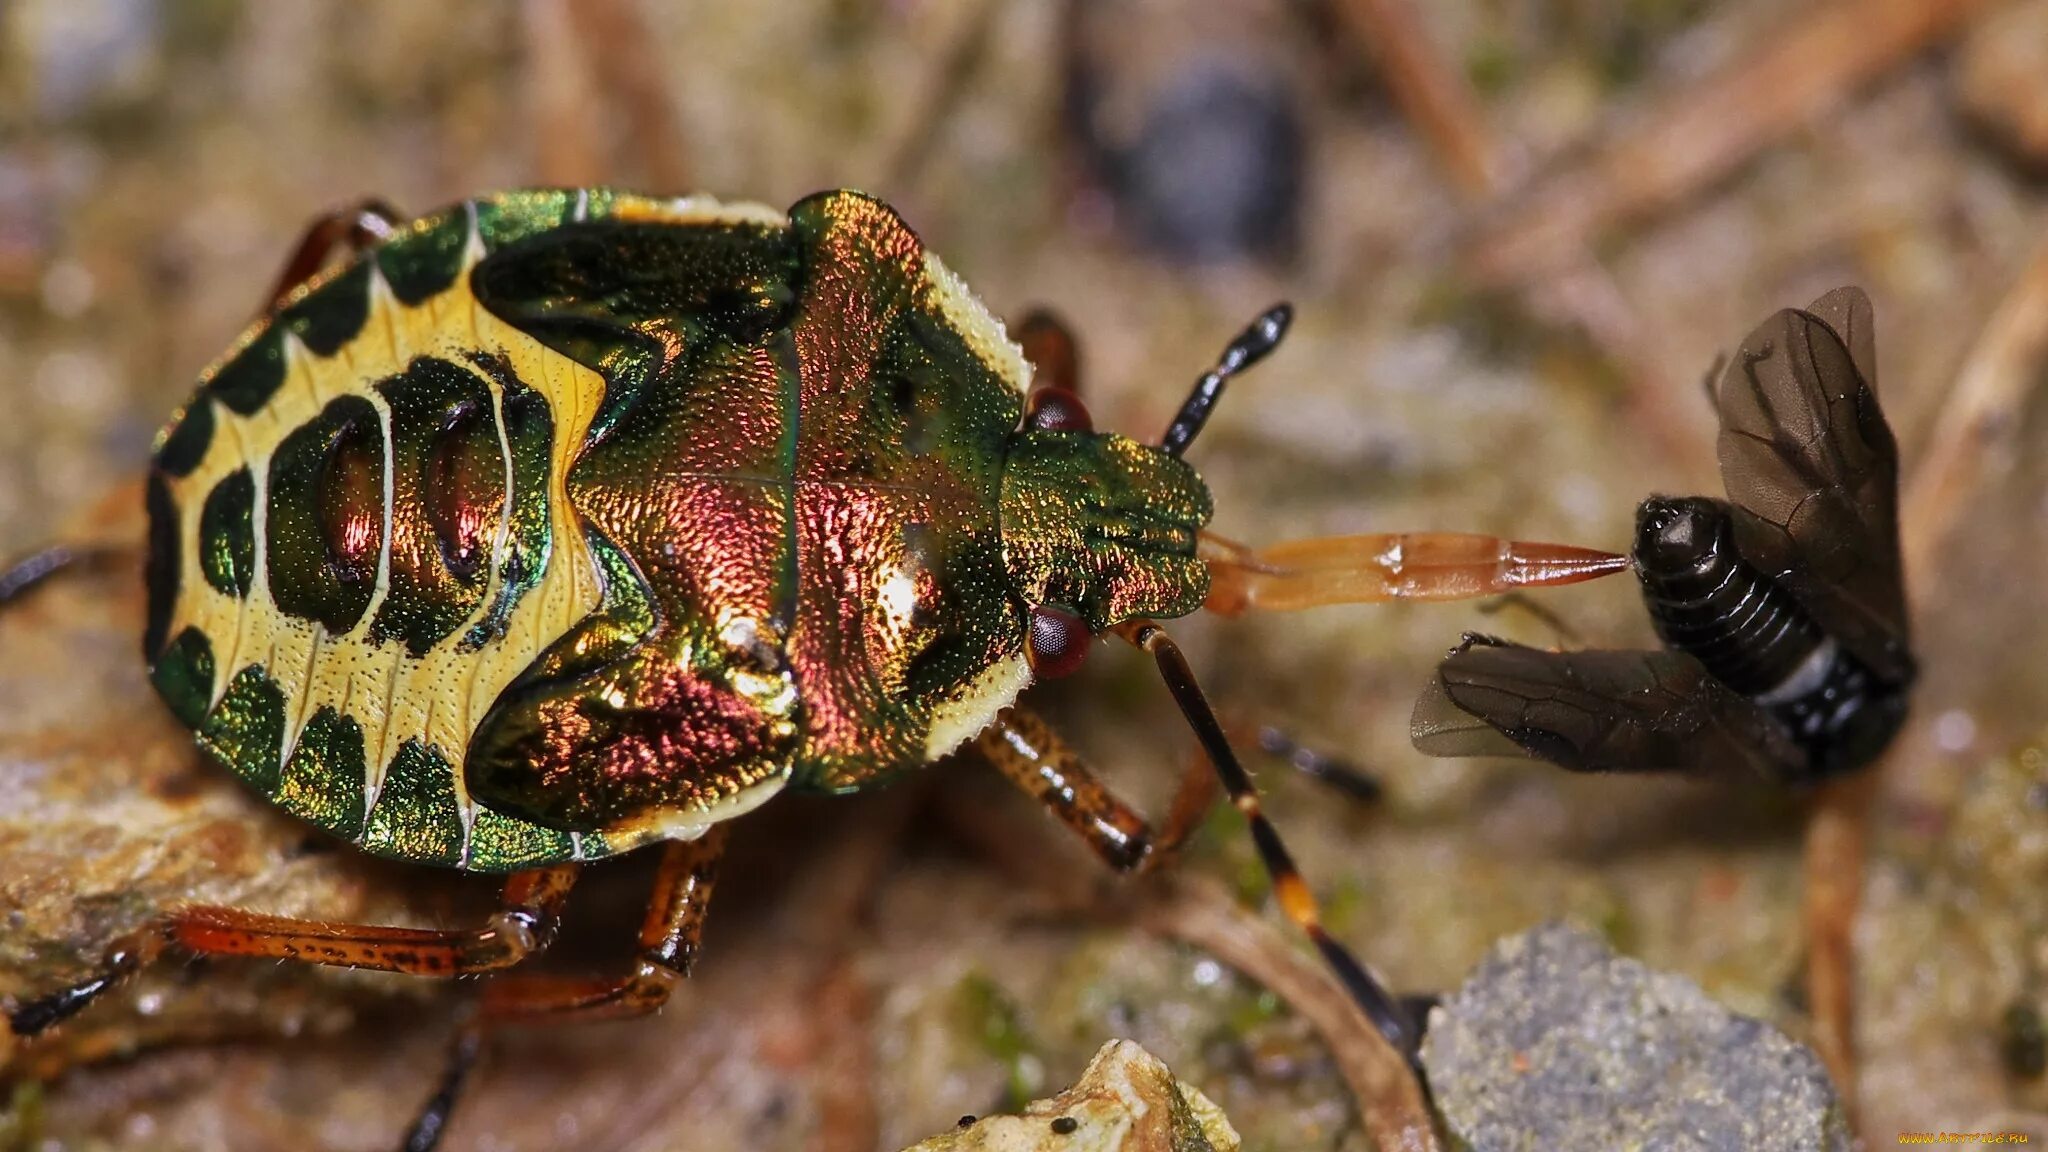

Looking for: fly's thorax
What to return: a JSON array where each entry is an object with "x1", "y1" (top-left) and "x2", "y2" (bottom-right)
[{"x1": 998, "y1": 429, "x2": 1212, "y2": 632}]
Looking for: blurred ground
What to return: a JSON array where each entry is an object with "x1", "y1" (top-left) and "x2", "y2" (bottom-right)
[{"x1": 0, "y1": 1, "x2": 2044, "y2": 1149}]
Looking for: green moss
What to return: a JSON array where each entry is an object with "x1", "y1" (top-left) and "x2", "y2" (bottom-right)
[{"x1": 955, "y1": 972, "x2": 1041, "y2": 1111}]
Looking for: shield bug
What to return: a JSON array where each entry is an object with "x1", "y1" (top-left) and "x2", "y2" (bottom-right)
[
  {"x1": 1411, "y1": 287, "x2": 1916, "y2": 783},
  {"x1": 2, "y1": 187, "x2": 1624, "y2": 1145}
]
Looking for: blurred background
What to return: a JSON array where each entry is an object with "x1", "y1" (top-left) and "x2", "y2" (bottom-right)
[{"x1": 0, "y1": 0, "x2": 2044, "y2": 1148}]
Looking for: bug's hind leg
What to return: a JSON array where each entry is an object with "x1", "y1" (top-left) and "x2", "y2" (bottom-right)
[
  {"x1": 396, "y1": 831, "x2": 730, "y2": 1152},
  {"x1": 267, "y1": 199, "x2": 404, "y2": 310},
  {"x1": 0, "y1": 545, "x2": 111, "y2": 606},
  {"x1": 5, "y1": 865, "x2": 579, "y2": 1038}
]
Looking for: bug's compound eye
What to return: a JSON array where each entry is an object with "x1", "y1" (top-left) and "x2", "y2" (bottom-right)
[
  {"x1": 1024, "y1": 386, "x2": 1092, "y2": 433},
  {"x1": 1027, "y1": 603, "x2": 1092, "y2": 678}
]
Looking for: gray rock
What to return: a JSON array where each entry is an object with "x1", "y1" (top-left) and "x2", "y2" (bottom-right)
[{"x1": 1422, "y1": 923, "x2": 1850, "y2": 1152}]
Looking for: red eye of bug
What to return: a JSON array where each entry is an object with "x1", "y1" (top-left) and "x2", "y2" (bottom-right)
[
  {"x1": 1027, "y1": 603, "x2": 1092, "y2": 678},
  {"x1": 1024, "y1": 386, "x2": 1092, "y2": 433}
]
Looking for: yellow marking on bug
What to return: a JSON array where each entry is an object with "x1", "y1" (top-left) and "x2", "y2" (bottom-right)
[
  {"x1": 921, "y1": 651, "x2": 1032, "y2": 761},
  {"x1": 163, "y1": 218, "x2": 607, "y2": 863},
  {"x1": 922, "y1": 251, "x2": 1030, "y2": 400}
]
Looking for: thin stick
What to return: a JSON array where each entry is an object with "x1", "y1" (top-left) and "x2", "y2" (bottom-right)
[
  {"x1": 523, "y1": 0, "x2": 606, "y2": 187},
  {"x1": 1802, "y1": 770, "x2": 1874, "y2": 1124},
  {"x1": 1328, "y1": 0, "x2": 1505, "y2": 199},
  {"x1": 1466, "y1": 0, "x2": 1996, "y2": 287},
  {"x1": 1137, "y1": 876, "x2": 1440, "y2": 1152},
  {"x1": 1899, "y1": 225, "x2": 2048, "y2": 588},
  {"x1": 568, "y1": 0, "x2": 693, "y2": 191}
]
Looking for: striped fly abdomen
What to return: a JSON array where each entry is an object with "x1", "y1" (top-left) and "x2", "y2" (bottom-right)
[{"x1": 1632, "y1": 496, "x2": 1820, "y2": 697}]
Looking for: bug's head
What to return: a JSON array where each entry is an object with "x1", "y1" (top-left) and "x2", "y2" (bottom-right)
[
  {"x1": 999, "y1": 305, "x2": 1291, "y2": 677},
  {"x1": 999, "y1": 390, "x2": 1214, "y2": 651}
]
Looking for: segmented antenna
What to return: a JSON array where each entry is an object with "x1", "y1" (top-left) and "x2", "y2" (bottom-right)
[{"x1": 1159, "y1": 303, "x2": 1292, "y2": 457}]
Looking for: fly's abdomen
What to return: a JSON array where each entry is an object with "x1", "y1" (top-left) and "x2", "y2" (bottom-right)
[
  {"x1": 143, "y1": 199, "x2": 614, "y2": 871},
  {"x1": 1632, "y1": 496, "x2": 1822, "y2": 698}
]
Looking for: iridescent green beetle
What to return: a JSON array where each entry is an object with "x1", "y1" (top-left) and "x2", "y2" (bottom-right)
[{"x1": 2, "y1": 188, "x2": 1624, "y2": 1146}]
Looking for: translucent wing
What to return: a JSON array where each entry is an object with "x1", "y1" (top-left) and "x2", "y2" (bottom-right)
[
  {"x1": 1410, "y1": 635, "x2": 1807, "y2": 781},
  {"x1": 1714, "y1": 287, "x2": 1913, "y2": 684}
]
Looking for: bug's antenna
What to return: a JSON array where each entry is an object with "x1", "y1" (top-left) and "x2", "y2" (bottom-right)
[
  {"x1": 1159, "y1": 303, "x2": 1292, "y2": 457},
  {"x1": 1112, "y1": 618, "x2": 1418, "y2": 1056}
]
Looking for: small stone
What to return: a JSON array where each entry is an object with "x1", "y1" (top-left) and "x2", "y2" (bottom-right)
[
  {"x1": 1422, "y1": 922, "x2": 1850, "y2": 1152},
  {"x1": 900, "y1": 1040, "x2": 1238, "y2": 1152}
]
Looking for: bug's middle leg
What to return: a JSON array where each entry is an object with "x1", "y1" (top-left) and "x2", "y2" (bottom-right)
[
  {"x1": 975, "y1": 706, "x2": 1216, "y2": 874},
  {"x1": 477, "y1": 826, "x2": 730, "y2": 1024},
  {"x1": 6, "y1": 865, "x2": 579, "y2": 1038}
]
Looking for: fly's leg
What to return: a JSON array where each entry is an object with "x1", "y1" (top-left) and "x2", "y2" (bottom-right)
[
  {"x1": 395, "y1": 831, "x2": 730, "y2": 1152},
  {"x1": 1255, "y1": 725, "x2": 1383, "y2": 805},
  {"x1": 475, "y1": 827, "x2": 729, "y2": 1022},
  {"x1": 977, "y1": 707, "x2": 1216, "y2": 874},
  {"x1": 5, "y1": 865, "x2": 579, "y2": 1037},
  {"x1": 267, "y1": 199, "x2": 404, "y2": 310},
  {"x1": 1199, "y1": 529, "x2": 1628, "y2": 615}
]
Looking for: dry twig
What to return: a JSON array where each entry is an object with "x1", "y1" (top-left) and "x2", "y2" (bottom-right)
[
  {"x1": 523, "y1": 0, "x2": 607, "y2": 187},
  {"x1": 1900, "y1": 225, "x2": 2048, "y2": 587},
  {"x1": 569, "y1": 0, "x2": 694, "y2": 192},
  {"x1": 1329, "y1": 0, "x2": 1507, "y2": 198},
  {"x1": 1136, "y1": 876, "x2": 1439, "y2": 1152},
  {"x1": 1465, "y1": 0, "x2": 1996, "y2": 288}
]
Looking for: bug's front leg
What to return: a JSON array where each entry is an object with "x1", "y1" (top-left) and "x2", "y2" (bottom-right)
[
  {"x1": 1199, "y1": 529, "x2": 1628, "y2": 615},
  {"x1": 5, "y1": 865, "x2": 579, "y2": 1037},
  {"x1": 266, "y1": 199, "x2": 404, "y2": 310},
  {"x1": 975, "y1": 707, "x2": 1216, "y2": 874}
]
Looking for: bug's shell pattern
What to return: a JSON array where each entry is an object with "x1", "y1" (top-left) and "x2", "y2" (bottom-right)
[{"x1": 143, "y1": 189, "x2": 1216, "y2": 873}]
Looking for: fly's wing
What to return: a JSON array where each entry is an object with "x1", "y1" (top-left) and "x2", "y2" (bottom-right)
[
  {"x1": 1410, "y1": 635, "x2": 1807, "y2": 781},
  {"x1": 1714, "y1": 287, "x2": 1914, "y2": 684}
]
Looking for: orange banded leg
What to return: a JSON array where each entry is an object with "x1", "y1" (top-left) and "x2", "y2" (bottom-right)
[
  {"x1": 5, "y1": 866, "x2": 579, "y2": 1038},
  {"x1": 478, "y1": 827, "x2": 728, "y2": 1024},
  {"x1": 1113, "y1": 617, "x2": 1418, "y2": 1056},
  {"x1": 267, "y1": 199, "x2": 403, "y2": 309},
  {"x1": 396, "y1": 834, "x2": 727, "y2": 1152},
  {"x1": 977, "y1": 707, "x2": 1217, "y2": 874},
  {"x1": 1199, "y1": 530, "x2": 1628, "y2": 615}
]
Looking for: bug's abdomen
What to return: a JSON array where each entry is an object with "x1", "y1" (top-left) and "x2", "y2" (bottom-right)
[
  {"x1": 144, "y1": 204, "x2": 614, "y2": 871},
  {"x1": 1633, "y1": 497, "x2": 1821, "y2": 697}
]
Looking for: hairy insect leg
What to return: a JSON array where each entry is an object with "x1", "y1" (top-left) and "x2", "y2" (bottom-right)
[
  {"x1": 5, "y1": 866, "x2": 579, "y2": 1038},
  {"x1": 476, "y1": 826, "x2": 730, "y2": 1023},
  {"x1": 398, "y1": 835, "x2": 727, "y2": 1152},
  {"x1": 1199, "y1": 529, "x2": 1628, "y2": 615},
  {"x1": 267, "y1": 199, "x2": 404, "y2": 309},
  {"x1": 976, "y1": 707, "x2": 1217, "y2": 874},
  {"x1": 1113, "y1": 618, "x2": 1418, "y2": 1055}
]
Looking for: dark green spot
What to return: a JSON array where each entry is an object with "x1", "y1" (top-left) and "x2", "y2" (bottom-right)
[
  {"x1": 198, "y1": 468, "x2": 256, "y2": 597},
  {"x1": 276, "y1": 708, "x2": 368, "y2": 840},
  {"x1": 148, "y1": 626, "x2": 215, "y2": 728},
  {"x1": 466, "y1": 808, "x2": 576, "y2": 873},
  {"x1": 144, "y1": 474, "x2": 180, "y2": 660},
  {"x1": 377, "y1": 209, "x2": 469, "y2": 305},
  {"x1": 360, "y1": 739, "x2": 463, "y2": 866},
  {"x1": 198, "y1": 665, "x2": 287, "y2": 794},
  {"x1": 474, "y1": 190, "x2": 576, "y2": 253},
  {"x1": 155, "y1": 400, "x2": 215, "y2": 477},
  {"x1": 268, "y1": 396, "x2": 381, "y2": 633},
  {"x1": 276, "y1": 259, "x2": 372, "y2": 357},
  {"x1": 370, "y1": 357, "x2": 497, "y2": 656},
  {"x1": 206, "y1": 329, "x2": 286, "y2": 415}
]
